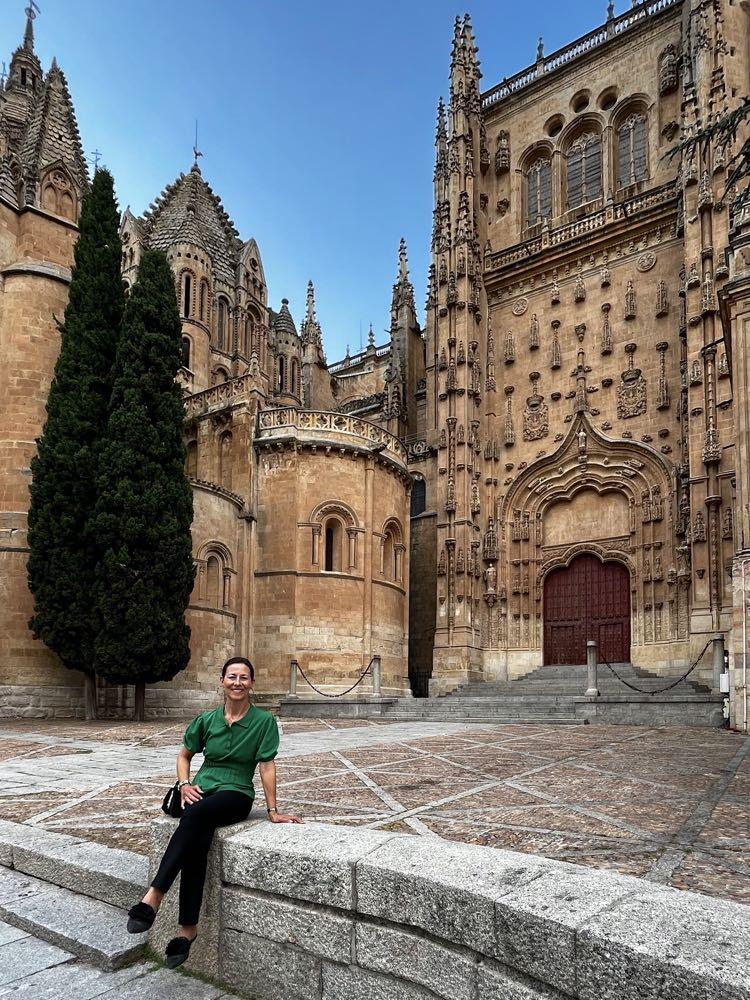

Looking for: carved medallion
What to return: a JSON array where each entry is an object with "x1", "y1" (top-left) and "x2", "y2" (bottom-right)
[
  {"x1": 512, "y1": 298, "x2": 529, "y2": 316},
  {"x1": 637, "y1": 252, "x2": 657, "y2": 272}
]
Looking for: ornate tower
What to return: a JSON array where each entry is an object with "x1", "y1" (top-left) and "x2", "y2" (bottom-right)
[
  {"x1": 0, "y1": 10, "x2": 88, "y2": 700},
  {"x1": 428, "y1": 16, "x2": 489, "y2": 688}
]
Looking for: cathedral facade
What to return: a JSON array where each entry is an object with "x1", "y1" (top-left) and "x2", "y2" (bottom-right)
[{"x1": 0, "y1": 2, "x2": 749, "y2": 727}]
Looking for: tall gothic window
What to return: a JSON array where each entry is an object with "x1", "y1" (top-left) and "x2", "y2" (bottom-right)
[
  {"x1": 180, "y1": 336, "x2": 191, "y2": 369},
  {"x1": 277, "y1": 355, "x2": 286, "y2": 393},
  {"x1": 199, "y1": 280, "x2": 208, "y2": 321},
  {"x1": 526, "y1": 158, "x2": 552, "y2": 227},
  {"x1": 617, "y1": 114, "x2": 648, "y2": 187},
  {"x1": 217, "y1": 298, "x2": 227, "y2": 351},
  {"x1": 182, "y1": 273, "x2": 192, "y2": 317},
  {"x1": 566, "y1": 133, "x2": 602, "y2": 209}
]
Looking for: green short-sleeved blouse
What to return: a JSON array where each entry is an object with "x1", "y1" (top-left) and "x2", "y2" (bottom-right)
[{"x1": 182, "y1": 704, "x2": 280, "y2": 799}]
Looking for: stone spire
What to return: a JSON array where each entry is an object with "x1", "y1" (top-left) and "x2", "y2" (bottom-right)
[
  {"x1": 23, "y1": 2, "x2": 37, "y2": 53},
  {"x1": 300, "y1": 279, "x2": 323, "y2": 348},
  {"x1": 391, "y1": 238, "x2": 415, "y2": 316}
]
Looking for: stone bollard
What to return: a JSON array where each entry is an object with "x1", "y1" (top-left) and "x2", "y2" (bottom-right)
[
  {"x1": 289, "y1": 658, "x2": 298, "y2": 698},
  {"x1": 371, "y1": 655, "x2": 382, "y2": 698},
  {"x1": 586, "y1": 639, "x2": 599, "y2": 697},
  {"x1": 712, "y1": 634, "x2": 725, "y2": 693}
]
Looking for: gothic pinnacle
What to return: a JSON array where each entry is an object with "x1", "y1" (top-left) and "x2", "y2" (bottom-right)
[
  {"x1": 306, "y1": 279, "x2": 316, "y2": 321},
  {"x1": 398, "y1": 238, "x2": 408, "y2": 281},
  {"x1": 435, "y1": 97, "x2": 447, "y2": 144},
  {"x1": 368, "y1": 323, "x2": 375, "y2": 347},
  {"x1": 23, "y1": 1, "x2": 38, "y2": 53}
]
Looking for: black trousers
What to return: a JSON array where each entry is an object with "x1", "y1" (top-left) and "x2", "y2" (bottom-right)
[{"x1": 151, "y1": 790, "x2": 252, "y2": 926}]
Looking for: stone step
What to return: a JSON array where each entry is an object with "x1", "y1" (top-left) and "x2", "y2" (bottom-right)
[
  {"x1": 0, "y1": 866, "x2": 146, "y2": 970},
  {"x1": 0, "y1": 819, "x2": 148, "y2": 909}
]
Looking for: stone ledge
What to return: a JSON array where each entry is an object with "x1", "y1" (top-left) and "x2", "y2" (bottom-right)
[{"x1": 148, "y1": 818, "x2": 750, "y2": 1000}]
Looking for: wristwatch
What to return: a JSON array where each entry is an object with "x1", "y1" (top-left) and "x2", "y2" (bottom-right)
[
  {"x1": 177, "y1": 780, "x2": 191, "y2": 789},
  {"x1": 267, "y1": 807, "x2": 278, "y2": 814}
]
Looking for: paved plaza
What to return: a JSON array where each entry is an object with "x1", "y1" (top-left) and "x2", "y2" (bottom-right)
[{"x1": 0, "y1": 718, "x2": 747, "y2": 903}]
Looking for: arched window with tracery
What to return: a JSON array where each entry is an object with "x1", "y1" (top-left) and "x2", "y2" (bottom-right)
[
  {"x1": 182, "y1": 273, "x2": 193, "y2": 317},
  {"x1": 181, "y1": 336, "x2": 191, "y2": 369},
  {"x1": 277, "y1": 355, "x2": 286, "y2": 393},
  {"x1": 566, "y1": 132, "x2": 602, "y2": 209},
  {"x1": 526, "y1": 157, "x2": 552, "y2": 227},
  {"x1": 617, "y1": 113, "x2": 648, "y2": 188}
]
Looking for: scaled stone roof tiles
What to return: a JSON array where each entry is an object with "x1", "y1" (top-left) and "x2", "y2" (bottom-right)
[{"x1": 142, "y1": 164, "x2": 242, "y2": 285}]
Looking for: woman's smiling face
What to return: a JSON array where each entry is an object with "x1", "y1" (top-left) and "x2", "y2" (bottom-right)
[{"x1": 221, "y1": 663, "x2": 253, "y2": 701}]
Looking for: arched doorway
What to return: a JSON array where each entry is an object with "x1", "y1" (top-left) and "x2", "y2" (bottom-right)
[{"x1": 543, "y1": 554, "x2": 630, "y2": 665}]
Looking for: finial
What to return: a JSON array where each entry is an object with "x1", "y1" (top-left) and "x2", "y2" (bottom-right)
[
  {"x1": 398, "y1": 238, "x2": 408, "y2": 280},
  {"x1": 435, "y1": 97, "x2": 447, "y2": 143},
  {"x1": 306, "y1": 280, "x2": 315, "y2": 320},
  {"x1": 0, "y1": 62, "x2": 6, "y2": 89},
  {"x1": 192, "y1": 120, "x2": 203, "y2": 168},
  {"x1": 536, "y1": 36, "x2": 544, "y2": 62},
  {"x1": 281, "y1": 298, "x2": 289, "y2": 306},
  {"x1": 368, "y1": 323, "x2": 375, "y2": 347},
  {"x1": 90, "y1": 149, "x2": 102, "y2": 173},
  {"x1": 607, "y1": 0, "x2": 615, "y2": 20},
  {"x1": 23, "y1": 1, "x2": 39, "y2": 52}
]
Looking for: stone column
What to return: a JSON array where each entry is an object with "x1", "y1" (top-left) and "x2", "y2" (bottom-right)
[{"x1": 585, "y1": 640, "x2": 599, "y2": 697}]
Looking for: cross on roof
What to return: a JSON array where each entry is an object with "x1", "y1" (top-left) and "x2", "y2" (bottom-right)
[{"x1": 193, "y1": 120, "x2": 203, "y2": 165}]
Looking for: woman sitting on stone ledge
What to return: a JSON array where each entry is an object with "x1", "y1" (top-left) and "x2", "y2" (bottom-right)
[{"x1": 125, "y1": 655, "x2": 301, "y2": 968}]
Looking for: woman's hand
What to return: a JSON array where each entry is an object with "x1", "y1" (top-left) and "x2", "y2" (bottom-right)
[
  {"x1": 268, "y1": 810, "x2": 303, "y2": 824},
  {"x1": 181, "y1": 783, "x2": 203, "y2": 808}
]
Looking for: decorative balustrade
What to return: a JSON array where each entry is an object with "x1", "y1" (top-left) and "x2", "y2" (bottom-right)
[
  {"x1": 256, "y1": 407, "x2": 407, "y2": 464},
  {"x1": 184, "y1": 373, "x2": 254, "y2": 419},
  {"x1": 487, "y1": 183, "x2": 677, "y2": 271},
  {"x1": 482, "y1": 0, "x2": 679, "y2": 107},
  {"x1": 328, "y1": 343, "x2": 390, "y2": 374}
]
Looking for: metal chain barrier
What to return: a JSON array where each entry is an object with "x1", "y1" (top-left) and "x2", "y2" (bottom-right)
[
  {"x1": 598, "y1": 639, "x2": 712, "y2": 695},
  {"x1": 293, "y1": 657, "x2": 376, "y2": 698}
]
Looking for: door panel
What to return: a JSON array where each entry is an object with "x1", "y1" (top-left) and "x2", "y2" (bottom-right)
[{"x1": 543, "y1": 555, "x2": 630, "y2": 664}]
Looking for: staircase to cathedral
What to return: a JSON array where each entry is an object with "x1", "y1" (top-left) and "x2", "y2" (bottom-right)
[{"x1": 380, "y1": 661, "x2": 725, "y2": 727}]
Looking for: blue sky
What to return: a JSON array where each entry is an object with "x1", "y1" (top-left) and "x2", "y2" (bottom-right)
[{"x1": 1, "y1": 0, "x2": 612, "y2": 361}]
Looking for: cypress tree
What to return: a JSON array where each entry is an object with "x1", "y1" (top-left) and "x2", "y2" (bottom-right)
[
  {"x1": 91, "y1": 249, "x2": 194, "y2": 719},
  {"x1": 27, "y1": 168, "x2": 125, "y2": 719}
]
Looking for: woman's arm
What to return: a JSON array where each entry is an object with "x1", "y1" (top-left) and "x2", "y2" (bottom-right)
[
  {"x1": 258, "y1": 761, "x2": 302, "y2": 823},
  {"x1": 177, "y1": 747, "x2": 203, "y2": 806}
]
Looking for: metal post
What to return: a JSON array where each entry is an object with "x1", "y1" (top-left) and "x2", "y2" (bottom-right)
[
  {"x1": 289, "y1": 658, "x2": 298, "y2": 698},
  {"x1": 371, "y1": 655, "x2": 382, "y2": 698},
  {"x1": 585, "y1": 640, "x2": 599, "y2": 697},
  {"x1": 712, "y1": 634, "x2": 725, "y2": 693}
]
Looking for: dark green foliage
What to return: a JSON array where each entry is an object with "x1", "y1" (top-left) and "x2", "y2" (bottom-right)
[
  {"x1": 27, "y1": 169, "x2": 125, "y2": 673},
  {"x1": 91, "y1": 249, "x2": 194, "y2": 684},
  {"x1": 672, "y1": 97, "x2": 750, "y2": 212}
]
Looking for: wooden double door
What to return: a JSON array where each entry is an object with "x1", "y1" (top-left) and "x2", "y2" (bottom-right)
[{"x1": 543, "y1": 554, "x2": 630, "y2": 665}]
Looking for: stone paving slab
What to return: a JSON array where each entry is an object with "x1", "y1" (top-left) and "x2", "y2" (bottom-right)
[
  {"x1": 0, "y1": 919, "x2": 241, "y2": 998},
  {"x1": 0, "y1": 719, "x2": 747, "y2": 902}
]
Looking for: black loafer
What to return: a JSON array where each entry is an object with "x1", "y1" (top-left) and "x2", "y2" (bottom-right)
[
  {"x1": 165, "y1": 934, "x2": 197, "y2": 969},
  {"x1": 126, "y1": 901, "x2": 156, "y2": 934}
]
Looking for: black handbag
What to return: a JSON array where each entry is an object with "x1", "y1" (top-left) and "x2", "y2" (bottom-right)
[{"x1": 162, "y1": 782, "x2": 184, "y2": 818}]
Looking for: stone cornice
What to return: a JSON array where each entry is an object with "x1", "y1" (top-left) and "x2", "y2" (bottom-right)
[{"x1": 1, "y1": 259, "x2": 72, "y2": 285}]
